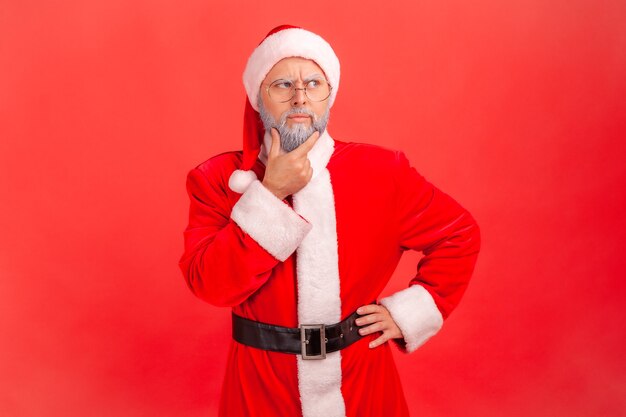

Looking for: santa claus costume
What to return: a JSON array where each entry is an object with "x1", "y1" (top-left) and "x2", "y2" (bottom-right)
[{"x1": 179, "y1": 25, "x2": 480, "y2": 417}]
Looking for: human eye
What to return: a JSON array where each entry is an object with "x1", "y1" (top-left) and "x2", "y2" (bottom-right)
[
  {"x1": 272, "y1": 80, "x2": 293, "y2": 89},
  {"x1": 306, "y1": 79, "x2": 321, "y2": 89}
]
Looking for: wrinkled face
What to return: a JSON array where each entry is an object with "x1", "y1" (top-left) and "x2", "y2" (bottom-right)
[
  {"x1": 258, "y1": 57, "x2": 331, "y2": 152},
  {"x1": 260, "y1": 57, "x2": 330, "y2": 127}
]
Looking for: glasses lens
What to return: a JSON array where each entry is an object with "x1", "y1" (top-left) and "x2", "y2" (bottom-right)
[
  {"x1": 305, "y1": 79, "x2": 331, "y2": 102},
  {"x1": 268, "y1": 80, "x2": 294, "y2": 103}
]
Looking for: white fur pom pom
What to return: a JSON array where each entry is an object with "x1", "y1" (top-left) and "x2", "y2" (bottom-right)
[{"x1": 228, "y1": 169, "x2": 258, "y2": 194}]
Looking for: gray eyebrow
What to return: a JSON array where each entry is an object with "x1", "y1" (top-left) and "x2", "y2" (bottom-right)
[
  {"x1": 303, "y1": 73, "x2": 325, "y2": 82},
  {"x1": 274, "y1": 73, "x2": 325, "y2": 83},
  {"x1": 269, "y1": 73, "x2": 326, "y2": 86}
]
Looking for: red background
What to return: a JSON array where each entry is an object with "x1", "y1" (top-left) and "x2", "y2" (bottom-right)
[{"x1": 1, "y1": 0, "x2": 625, "y2": 416}]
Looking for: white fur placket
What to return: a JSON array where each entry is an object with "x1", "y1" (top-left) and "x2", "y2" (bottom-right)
[
  {"x1": 290, "y1": 134, "x2": 345, "y2": 417},
  {"x1": 230, "y1": 131, "x2": 347, "y2": 417},
  {"x1": 266, "y1": 131, "x2": 345, "y2": 417}
]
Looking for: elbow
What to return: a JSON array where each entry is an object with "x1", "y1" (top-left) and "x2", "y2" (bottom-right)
[
  {"x1": 178, "y1": 259, "x2": 242, "y2": 308},
  {"x1": 466, "y1": 215, "x2": 481, "y2": 254},
  {"x1": 436, "y1": 212, "x2": 481, "y2": 256},
  {"x1": 179, "y1": 258, "x2": 257, "y2": 308},
  {"x1": 455, "y1": 210, "x2": 481, "y2": 255}
]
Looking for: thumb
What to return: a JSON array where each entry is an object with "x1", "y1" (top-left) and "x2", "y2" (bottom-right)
[
  {"x1": 269, "y1": 128, "x2": 281, "y2": 158},
  {"x1": 293, "y1": 130, "x2": 320, "y2": 156}
]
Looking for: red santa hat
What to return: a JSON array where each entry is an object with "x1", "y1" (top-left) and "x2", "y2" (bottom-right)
[{"x1": 229, "y1": 25, "x2": 341, "y2": 193}]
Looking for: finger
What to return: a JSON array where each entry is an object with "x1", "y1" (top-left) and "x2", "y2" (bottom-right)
[
  {"x1": 292, "y1": 130, "x2": 319, "y2": 156},
  {"x1": 369, "y1": 334, "x2": 390, "y2": 349},
  {"x1": 355, "y1": 313, "x2": 383, "y2": 326},
  {"x1": 269, "y1": 128, "x2": 281, "y2": 158},
  {"x1": 356, "y1": 304, "x2": 383, "y2": 315},
  {"x1": 358, "y1": 322, "x2": 383, "y2": 336}
]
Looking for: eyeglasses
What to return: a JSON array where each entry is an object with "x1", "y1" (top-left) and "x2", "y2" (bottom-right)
[{"x1": 265, "y1": 78, "x2": 332, "y2": 103}]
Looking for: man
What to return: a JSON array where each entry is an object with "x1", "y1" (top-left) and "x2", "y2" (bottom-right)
[{"x1": 179, "y1": 25, "x2": 480, "y2": 417}]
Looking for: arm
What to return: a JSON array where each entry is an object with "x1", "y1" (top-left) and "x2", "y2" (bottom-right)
[
  {"x1": 178, "y1": 164, "x2": 311, "y2": 307},
  {"x1": 379, "y1": 151, "x2": 481, "y2": 353}
]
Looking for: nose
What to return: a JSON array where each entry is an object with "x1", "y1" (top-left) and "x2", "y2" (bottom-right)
[{"x1": 291, "y1": 87, "x2": 307, "y2": 106}]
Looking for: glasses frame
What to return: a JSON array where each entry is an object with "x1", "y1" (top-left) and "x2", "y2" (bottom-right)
[{"x1": 264, "y1": 78, "x2": 332, "y2": 103}]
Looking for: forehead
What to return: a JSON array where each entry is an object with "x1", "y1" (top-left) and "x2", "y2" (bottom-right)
[{"x1": 264, "y1": 57, "x2": 325, "y2": 81}]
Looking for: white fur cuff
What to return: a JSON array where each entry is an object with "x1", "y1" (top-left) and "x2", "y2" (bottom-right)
[
  {"x1": 230, "y1": 180, "x2": 312, "y2": 261},
  {"x1": 379, "y1": 285, "x2": 444, "y2": 354}
]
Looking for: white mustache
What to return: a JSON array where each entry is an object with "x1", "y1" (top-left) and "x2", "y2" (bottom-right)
[{"x1": 279, "y1": 107, "x2": 317, "y2": 126}]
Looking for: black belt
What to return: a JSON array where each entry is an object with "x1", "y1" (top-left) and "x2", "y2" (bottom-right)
[{"x1": 232, "y1": 301, "x2": 376, "y2": 360}]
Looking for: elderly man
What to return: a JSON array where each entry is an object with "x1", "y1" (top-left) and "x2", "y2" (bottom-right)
[{"x1": 179, "y1": 25, "x2": 480, "y2": 417}]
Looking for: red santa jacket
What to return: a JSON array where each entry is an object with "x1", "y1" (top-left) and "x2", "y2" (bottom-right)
[{"x1": 179, "y1": 131, "x2": 480, "y2": 417}]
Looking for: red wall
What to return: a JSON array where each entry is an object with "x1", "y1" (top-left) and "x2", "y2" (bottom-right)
[{"x1": 1, "y1": 1, "x2": 625, "y2": 416}]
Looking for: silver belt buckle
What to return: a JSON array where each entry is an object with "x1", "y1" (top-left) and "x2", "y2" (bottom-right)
[{"x1": 300, "y1": 324, "x2": 326, "y2": 360}]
